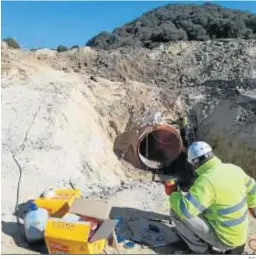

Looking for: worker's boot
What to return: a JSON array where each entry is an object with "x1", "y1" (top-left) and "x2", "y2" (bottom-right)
[
  {"x1": 171, "y1": 239, "x2": 192, "y2": 254},
  {"x1": 209, "y1": 244, "x2": 245, "y2": 255},
  {"x1": 225, "y1": 244, "x2": 245, "y2": 254},
  {"x1": 209, "y1": 247, "x2": 226, "y2": 254}
]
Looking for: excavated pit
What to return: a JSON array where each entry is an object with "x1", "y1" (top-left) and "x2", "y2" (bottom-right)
[
  {"x1": 2, "y1": 41, "x2": 256, "y2": 254},
  {"x1": 114, "y1": 92, "x2": 256, "y2": 181}
]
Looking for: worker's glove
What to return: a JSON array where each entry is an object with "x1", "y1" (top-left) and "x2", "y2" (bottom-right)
[
  {"x1": 164, "y1": 180, "x2": 177, "y2": 196},
  {"x1": 249, "y1": 208, "x2": 256, "y2": 218}
]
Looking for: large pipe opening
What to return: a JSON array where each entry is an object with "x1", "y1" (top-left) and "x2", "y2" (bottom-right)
[{"x1": 137, "y1": 125, "x2": 183, "y2": 169}]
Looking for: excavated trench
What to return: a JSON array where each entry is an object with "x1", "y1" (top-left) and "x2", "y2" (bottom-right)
[
  {"x1": 113, "y1": 118, "x2": 195, "y2": 189},
  {"x1": 115, "y1": 94, "x2": 256, "y2": 181}
]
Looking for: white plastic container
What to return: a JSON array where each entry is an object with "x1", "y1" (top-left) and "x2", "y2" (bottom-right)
[
  {"x1": 41, "y1": 188, "x2": 55, "y2": 198},
  {"x1": 24, "y1": 202, "x2": 48, "y2": 244}
]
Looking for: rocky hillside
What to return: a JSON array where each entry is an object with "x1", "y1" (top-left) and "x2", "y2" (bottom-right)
[
  {"x1": 86, "y1": 3, "x2": 256, "y2": 50},
  {"x1": 55, "y1": 39, "x2": 256, "y2": 177}
]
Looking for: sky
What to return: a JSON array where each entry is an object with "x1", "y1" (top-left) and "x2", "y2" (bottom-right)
[{"x1": 2, "y1": 1, "x2": 256, "y2": 49}]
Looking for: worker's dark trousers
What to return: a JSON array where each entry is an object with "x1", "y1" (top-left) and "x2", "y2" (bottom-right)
[{"x1": 170, "y1": 210, "x2": 234, "y2": 254}]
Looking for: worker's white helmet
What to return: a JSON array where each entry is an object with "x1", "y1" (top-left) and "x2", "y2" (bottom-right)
[{"x1": 187, "y1": 141, "x2": 213, "y2": 164}]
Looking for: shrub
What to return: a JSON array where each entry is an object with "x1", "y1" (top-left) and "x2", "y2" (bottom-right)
[
  {"x1": 57, "y1": 45, "x2": 68, "y2": 52},
  {"x1": 86, "y1": 3, "x2": 256, "y2": 49},
  {"x1": 3, "y1": 38, "x2": 20, "y2": 49}
]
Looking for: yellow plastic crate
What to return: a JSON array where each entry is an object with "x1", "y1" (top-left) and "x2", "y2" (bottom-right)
[{"x1": 34, "y1": 189, "x2": 81, "y2": 218}]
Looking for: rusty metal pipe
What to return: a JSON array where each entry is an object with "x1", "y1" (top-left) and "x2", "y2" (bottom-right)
[{"x1": 134, "y1": 124, "x2": 183, "y2": 169}]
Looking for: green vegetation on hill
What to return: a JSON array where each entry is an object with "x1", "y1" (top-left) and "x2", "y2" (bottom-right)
[
  {"x1": 3, "y1": 38, "x2": 20, "y2": 49},
  {"x1": 86, "y1": 3, "x2": 256, "y2": 49},
  {"x1": 57, "y1": 45, "x2": 69, "y2": 52}
]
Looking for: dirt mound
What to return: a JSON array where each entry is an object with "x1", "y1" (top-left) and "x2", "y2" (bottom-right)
[
  {"x1": 196, "y1": 95, "x2": 256, "y2": 178},
  {"x1": 34, "y1": 48, "x2": 58, "y2": 59},
  {"x1": 1, "y1": 48, "x2": 182, "y2": 253},
  {"x1": 50, "y1": 40, "x2": 256, "y2": 178},
  {"x1": 1, "y1": 41, "x2": 8, "y2": 49}
]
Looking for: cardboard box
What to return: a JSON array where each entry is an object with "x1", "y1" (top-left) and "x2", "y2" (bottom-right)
[
  {"x1": 34, "y1": 189, "x2": 81, "y2": 217},
  {"x1": 44, "y1": 198, "x2": 118, "y2": 254},
  {"x1": 69, "y1": 198, "x2": 111, "y2": 221}
]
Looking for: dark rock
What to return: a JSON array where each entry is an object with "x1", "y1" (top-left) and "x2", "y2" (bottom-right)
[{"x1": 90, "y1": 75, "x2": 97, "y2": 82}]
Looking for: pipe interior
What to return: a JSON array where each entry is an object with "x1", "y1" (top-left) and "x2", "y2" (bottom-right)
[{"x1": 138, "y1": 128, "x2": 181, "y2": 169}]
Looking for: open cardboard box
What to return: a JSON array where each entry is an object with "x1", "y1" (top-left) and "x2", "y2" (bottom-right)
[{"x1": 44, "y1": 198, "x2": 118, "y2": 254}]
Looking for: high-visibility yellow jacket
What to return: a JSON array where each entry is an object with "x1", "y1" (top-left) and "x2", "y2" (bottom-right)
[{"x1": 169, "y1": 156, "x2": 256, "y2": 247}]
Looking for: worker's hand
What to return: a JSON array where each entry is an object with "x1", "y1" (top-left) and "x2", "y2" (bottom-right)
[{"x1": 249, "y1": 208, "x2": 256, "y2": 218}]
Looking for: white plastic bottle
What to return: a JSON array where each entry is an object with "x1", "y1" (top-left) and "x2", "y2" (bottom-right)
[{"x1": 24, "y1": 202, "x2": 48, "y2": 244}]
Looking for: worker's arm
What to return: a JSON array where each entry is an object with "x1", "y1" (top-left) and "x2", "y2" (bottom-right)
[
  {"x1": 245, "y1": 174, "x2": 256, "y2": 208},
  {"x1": 169, "y1": 177, "x2": 215, "y2": 221}
]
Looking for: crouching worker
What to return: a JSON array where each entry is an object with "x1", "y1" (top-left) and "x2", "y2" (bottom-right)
[{"x1": 169, "y1": 141, "x2": 256, "y2": 254}]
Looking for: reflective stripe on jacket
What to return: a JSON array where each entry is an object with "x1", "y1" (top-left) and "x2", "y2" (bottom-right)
[{"x1": 169, "y1": 156, "x2": 256, "y2": 247}]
